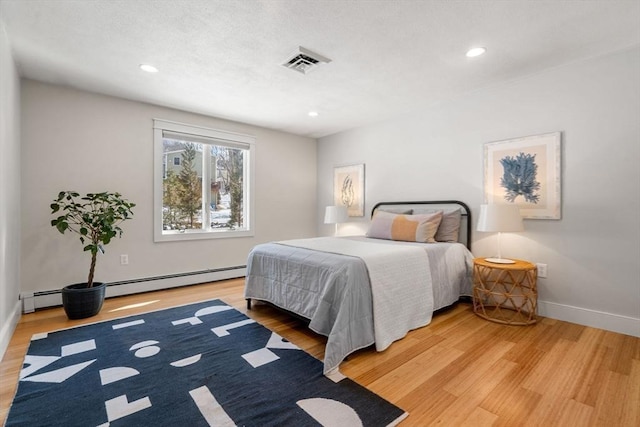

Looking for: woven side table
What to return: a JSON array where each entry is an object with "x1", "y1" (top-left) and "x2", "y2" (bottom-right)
[{"x1": 472, "y1": 258, "x2": 538, "y2": 325}]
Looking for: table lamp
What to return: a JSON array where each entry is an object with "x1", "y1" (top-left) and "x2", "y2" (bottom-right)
[
  {"x1": 477, "y1": 204, "x2": 524, "y2": 264},
  {"x1": 324, "y1": 205, "x2": 348, "y2": 236}
]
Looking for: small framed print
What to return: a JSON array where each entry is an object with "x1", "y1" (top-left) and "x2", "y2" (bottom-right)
[{"x1": 333, "y1": 164, "x2": 365, "y2": 217}]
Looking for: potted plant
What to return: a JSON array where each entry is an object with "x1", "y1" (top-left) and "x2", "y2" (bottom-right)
[{"x1": 51, "y1": 191, "x2": 135, "y2": 319}]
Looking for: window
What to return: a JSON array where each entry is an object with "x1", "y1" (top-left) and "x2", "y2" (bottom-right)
[{"x1": 154, "y1": 119, "x2": 255, "y2": 241}]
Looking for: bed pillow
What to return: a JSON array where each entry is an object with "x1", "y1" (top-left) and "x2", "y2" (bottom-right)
[
  {"x1": 366, "y1": 211, "x2": 443, "y2": 243},
  {"x1": 376, "y1": 207, "x2": 413, "y2": 215},
  {"x1": 413, "y1": 208, "x2": 461, "y2": 242}
]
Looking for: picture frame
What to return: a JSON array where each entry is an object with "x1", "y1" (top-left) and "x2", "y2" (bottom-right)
[
  {"x1": 334, "y1": 163, "x2": 365, "y2": 217},
  {"x1": 484, "y1": 132, "x2": 562, "y2": 219}
]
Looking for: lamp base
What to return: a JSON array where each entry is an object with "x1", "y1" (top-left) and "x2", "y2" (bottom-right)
[{"x1": 484, "y1": 257, "x2": 516, "y2": 264}]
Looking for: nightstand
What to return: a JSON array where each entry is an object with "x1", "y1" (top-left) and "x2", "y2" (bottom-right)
[{"x1": 472, "y1": 258, "x2": 538, "y2": 325}]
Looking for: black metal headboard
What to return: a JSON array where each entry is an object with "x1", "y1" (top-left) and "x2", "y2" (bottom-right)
[{"x1": 371, "y1": 200, "x2": 472, "y2": 250}]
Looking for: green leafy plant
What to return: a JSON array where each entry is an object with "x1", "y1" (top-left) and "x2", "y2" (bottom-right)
[{"x1": 51, "y1": 191, "x2": 135, "y2": 288}]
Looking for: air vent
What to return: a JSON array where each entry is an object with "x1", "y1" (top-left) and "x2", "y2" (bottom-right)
[{"x1": 282, "y1": 46, "x2": 331, "y2": 75}]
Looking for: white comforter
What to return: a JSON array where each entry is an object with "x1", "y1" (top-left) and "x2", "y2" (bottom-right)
[{"x1": 279, "y1": 237, "x2": 434, "y2": 352}]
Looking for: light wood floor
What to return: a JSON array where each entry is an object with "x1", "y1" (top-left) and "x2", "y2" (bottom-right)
[{"x1": 1, "y1": 279, "x2": 638, "y2": 426}]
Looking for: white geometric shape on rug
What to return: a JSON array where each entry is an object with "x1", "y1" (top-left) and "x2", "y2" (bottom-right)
[
  {"x1": 211, "y1": 319, "x2": 256, "y2": 337},
  {"x1": 173, "y1": 305, "x2": 234, "y2": 326},
  {"x1": 99, "y1": 367, "x2": 140, "y2": 385},
  {"x1": 21, "y1": 359, "x2": 96, "y2": 383},
  {"x1": 61, "y1": 339, "x2": 96, "y2": 356},
  {"x1": 171, "y1": 354, "x2": 202, "y2": 367},
  {"x1": 195, "y1": 305, "x2": 234, "y2": 317},
  {"x1": 135, "y1": 346, "x2": 160, "y2": 358},
  {"x1": 32, "y1": 332, "x2": 48, "y2": 340},
  {"x1": 19, "y1": 355, "x2": 60, "y2": 379},
  {"x1": 172, "y1": 317, "x2": 203, "y2": 326},
  {"x1": 297, "y1": 398, "x2": 363, "y2": 427},
  {"x1": 242, "y1": 348, "x2": 280, "y2": 368},
  {"x1": 129, "y1": 340, "x2": 159, "y2": 350},
  {"x1": 325, "y1": 368, "x2": 347, "y2": 383},
  {"x1": 129, "y1": 340, "x2": 160, "y2": 358},
  {"x1": 112, "y1": 319, "x2": 145, "y2": 330},
  {"x1": 189, "y1": 385, "x2": 236, "y2": 427},
  {"x1": 266, "y1": 332, "x2": 300, "y2": 350},
  {"x1": 104, "y1": 394, "x2": 152, "y2": 422}
]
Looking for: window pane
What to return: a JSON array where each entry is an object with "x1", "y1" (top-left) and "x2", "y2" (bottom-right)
[
  {"x1": 163, "y1": 140, "x2": 203, "y2": 231},
  {"x1": 212, "y1": 145, "x2": 244, "y2": 230}
]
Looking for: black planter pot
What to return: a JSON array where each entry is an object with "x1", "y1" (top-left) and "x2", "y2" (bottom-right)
[{"x1": 61, "y1": 282, "x2": 106, "y2": 319}]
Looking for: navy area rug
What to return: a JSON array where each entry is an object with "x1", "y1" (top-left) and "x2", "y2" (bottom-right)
[{"x1": 7, "y1": 299, "x2": 407, "y2": 426}]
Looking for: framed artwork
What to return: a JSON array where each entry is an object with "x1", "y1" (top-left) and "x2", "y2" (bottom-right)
[
  {"x1": 484, "y1": 132, "x2": 562, "y2": 219},
  {"x1": 334, "y1": 164, "x2": 365, "y2": 217}
]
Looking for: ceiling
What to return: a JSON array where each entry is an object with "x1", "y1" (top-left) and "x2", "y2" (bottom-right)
[{"x1": 2, "y1": 0, "x2": 639, "y2": 139}]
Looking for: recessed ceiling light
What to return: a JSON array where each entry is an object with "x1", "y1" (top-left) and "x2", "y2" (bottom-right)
[
  {"x1": 140, "y1": 64, "x2": 159, "y2": 73},
  {"x1": 466, "y1": 47, "x2": 487, "y2": 58},
  {"x1": 308, "y1": 111, "x2": 319, "y2": 117}
]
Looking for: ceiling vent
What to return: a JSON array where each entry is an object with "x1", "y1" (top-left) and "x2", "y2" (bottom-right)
[{"x1": 282, "y1": 46, "x2": 331, "y2": 75}]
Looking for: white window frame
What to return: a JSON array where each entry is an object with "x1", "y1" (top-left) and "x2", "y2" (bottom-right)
[{"x1": 153, "y1": 119, "x2": 255, "y2": 242}]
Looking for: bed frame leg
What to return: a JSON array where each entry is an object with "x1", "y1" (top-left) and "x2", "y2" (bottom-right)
[{"x1": 246, "y1": 298, "x2": 252, "y2": 310}]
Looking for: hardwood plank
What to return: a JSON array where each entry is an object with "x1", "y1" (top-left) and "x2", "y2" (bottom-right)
[
  {"x1": 426, "y1": 358, "x2": 518, "y2": 426},
  {"x1": 570, "y1": 329, "x2": 613, "y2": 407},
  {"x1": 442, "y1": 340, "x2": 515, "y2": 396},
  {"x1": 521, "y1": 338, "x2": 580, "y2": 395},
  {"x1": 366, "y1": 343, "x2": 464, "y2": 402},
  {"x1": 489, "y1": 387, "x2": 543, "y2": 427},
  {"x1": 460, "y1": 407, "x2": 499, "y2": 427},
  {"x1": 397, "y1": 386, "x2": 458, "y2": 424},
  {"x1": 622, "y1": 358, "x2": 640, "y2": 427},
  {"x1": 604, "y1": 332, "x2": 640, "y2": 375},
  {"x1": 480, "y1": 352, "x2": 545, "y2": 424},
  {"x1": 554, "y1": 399, "x2": 594, "y2": 427},
  {"x1": 348, "y1": 334, "x2": 446, "y2": 385},
  {"x1": 592, "y1": 365, "x2": 637, "y2": 427},
  {"x1": 1, "y1": 278, "x2": 639, "y2": 427}
]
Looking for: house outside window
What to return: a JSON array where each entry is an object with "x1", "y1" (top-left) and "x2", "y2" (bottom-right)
[{"x1": 153, "y1": 119, "x2": 255, "y2": 241}]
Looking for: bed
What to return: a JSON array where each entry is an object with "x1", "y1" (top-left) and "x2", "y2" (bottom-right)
[{"x1": 244, "y1": 201, "x2": 474, "y2": 376}]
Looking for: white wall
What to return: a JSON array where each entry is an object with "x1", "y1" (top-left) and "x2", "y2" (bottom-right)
[
  {"x1": 20, "y1": 80, "x2": 317, "y2": 302},
  {"x1": 0, "y1": 20, "x2": 22, "y2": 358},
  {"x1": 318, "y1": 46, "x2": 640, "y2": 337}
]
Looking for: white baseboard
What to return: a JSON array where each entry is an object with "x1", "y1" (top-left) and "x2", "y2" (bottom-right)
[
  {"x1": 0, "y1": 299, "x2": 22, "y2": 361},
  {"x1": 538, "y1": 299, "x2": 640, "y2": 338},
  {"x1": 28, "y1": 267, "x2": 246, "y2": 311},
  {"x1": 20, "y1": 273, "x2": 638, "y2": 339}
]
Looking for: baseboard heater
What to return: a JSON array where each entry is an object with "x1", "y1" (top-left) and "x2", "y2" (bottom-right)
[{"x1": 20, "y1": 265, "x2": 246, "y2": 313}]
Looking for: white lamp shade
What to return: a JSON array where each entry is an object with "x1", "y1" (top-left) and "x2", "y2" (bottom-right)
[
  {"x1": 324, "y1": 205, "x2": 348, "y2": 224},
  {"x1": 477, "y1": 204, "x2": 524, "y2": 232}
]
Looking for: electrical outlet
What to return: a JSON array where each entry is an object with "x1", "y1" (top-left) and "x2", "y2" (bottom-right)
[
  {"x1": 120, "y1": 254, "x2": 129, "y2": 265},
  {"x1": 537, "y1": 263, "x2": 547, "y2": 278}
]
